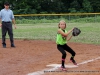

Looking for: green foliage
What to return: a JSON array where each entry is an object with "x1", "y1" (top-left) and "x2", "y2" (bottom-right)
[
  {"x1": 82, "y1": 0, "x2": 93, "y2": 12},
  {"x1": 89, "y1": 0, "x2": 100, "y2": 12},
  {"x1": 0, "y1": 0, "x2": 100, "y2": 14},
  {"x1": 68, "y1": 0, "x2": 80, "y2": 12}
]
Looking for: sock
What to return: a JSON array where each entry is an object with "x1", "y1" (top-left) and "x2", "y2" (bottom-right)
[
  {"x1": 70, "y1": 56, "x2": 74, "y2": 60},
  {"x1": 62, "y1": 59, "x2": 65, "y2": 67}
]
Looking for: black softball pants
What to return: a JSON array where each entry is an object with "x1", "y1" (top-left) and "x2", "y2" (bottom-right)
[
  {"x1": 2, "y1": 22, "x2": 14, "y2": 45},
  {"x1": 57, "y1": 44, "x2": 76, "y2": 59}
]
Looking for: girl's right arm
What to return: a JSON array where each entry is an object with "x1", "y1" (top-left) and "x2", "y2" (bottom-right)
[{"x1": 58, "y1": 28, "x2": 74, "y2": 37}]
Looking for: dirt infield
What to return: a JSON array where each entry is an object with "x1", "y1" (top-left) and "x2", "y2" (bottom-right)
[{"x1": 0, "y1": 39, "x2": 100, "y2": 75}]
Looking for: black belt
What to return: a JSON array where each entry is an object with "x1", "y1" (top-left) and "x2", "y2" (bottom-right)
[{"x1": 2, "y1": 21, "x2": 11, "y2": 23}]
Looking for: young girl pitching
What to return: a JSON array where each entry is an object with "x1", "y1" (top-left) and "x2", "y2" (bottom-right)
[{"x1": 56, "y1": 20, "x2": 77, "y2": 71}]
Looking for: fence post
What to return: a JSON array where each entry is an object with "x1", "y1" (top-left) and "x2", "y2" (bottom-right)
[
  {"x1": 68, "y1": 15, "x2": 70, "y2": 23},
  {"x1": 94, "y1": 14, "x2": 96, "y2": 23}
]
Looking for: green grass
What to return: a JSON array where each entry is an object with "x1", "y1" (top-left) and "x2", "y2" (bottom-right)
[
  {"x1": 68, "y1": 23, "x2": 100, "y2": 44},
  {"x1": 0, "y1": 23, "x2": 100, "y2": 45},
  {"x1": 13, "y1": 23, "x2": 57, "y2": 40}
]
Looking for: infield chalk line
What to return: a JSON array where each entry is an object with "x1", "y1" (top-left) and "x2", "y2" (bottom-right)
[
  {"x1": 27, "y1": 56, "x2": 100, "y2": 75},
  {"x1": 77, "y1": 56, "x2": 100, "y2": 65}
]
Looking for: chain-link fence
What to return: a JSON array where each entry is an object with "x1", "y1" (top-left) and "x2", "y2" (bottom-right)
[{"x1": 15, "y1": 13, "x2": 100, "y2": 24}]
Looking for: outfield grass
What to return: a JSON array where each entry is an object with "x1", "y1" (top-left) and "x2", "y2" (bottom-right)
[{"x1": 0, "y1": 23, "x2": 100, "y2": 44}]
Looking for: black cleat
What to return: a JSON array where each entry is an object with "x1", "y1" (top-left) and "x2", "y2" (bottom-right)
[
  {"x1": 3, "y1": 44, "x2": 6, "y2": 48},
  {"x1": 11, "y1": 44, "x2": 15, "y2": 47},
  {"x1": 70, "y1": 58, "x2": 77, "y2": 65},
  {"x1": 60, "y1": 66, "x2": 67, "y2": 71}
]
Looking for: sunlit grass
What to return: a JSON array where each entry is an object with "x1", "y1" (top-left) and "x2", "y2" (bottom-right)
[{"x1": 0, "y1": 22, "x2": 100, "y2": 44}]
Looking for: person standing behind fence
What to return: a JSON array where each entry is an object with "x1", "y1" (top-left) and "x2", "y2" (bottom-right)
[{"x1": 0, "y1": 2, "x2": 16, "y2": 48}]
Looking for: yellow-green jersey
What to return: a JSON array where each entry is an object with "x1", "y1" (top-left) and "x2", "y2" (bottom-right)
[{"x1": 56, "y1": 29, "x2": 67, "y2": 45}]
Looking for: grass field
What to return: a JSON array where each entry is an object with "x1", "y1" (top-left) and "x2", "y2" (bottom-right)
[{"x1": 0, "y1": 22, "x2": 100, "y2": 44}]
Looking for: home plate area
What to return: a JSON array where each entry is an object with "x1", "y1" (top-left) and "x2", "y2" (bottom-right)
[
  {"x1": 28, "y1": 57, "x2": 100, "y2": 75},
  {"x1": 46, "y1": 64, "x2": 78, "y2": 68},
  {"x1": 28, "y1": 64, "x2": 78, "y2": 75}
]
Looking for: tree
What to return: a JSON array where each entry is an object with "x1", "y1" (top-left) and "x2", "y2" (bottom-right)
[
  {"x1": 68, "y1": 0, "x2": 82, "y2": 12},
  {"x1": 89, "y1": 0, "x2": 100, "y2": 12},
  {"x1": 0, "y1": 0, "x2": 100, "y2": 14},
  {"x1": 82, "y1": 0, "x2": 93, "y2": 12}
]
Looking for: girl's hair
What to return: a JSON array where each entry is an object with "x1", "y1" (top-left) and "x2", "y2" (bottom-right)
[{"x1": 58, "y1": 20, "x2": 66, "y2": 29}]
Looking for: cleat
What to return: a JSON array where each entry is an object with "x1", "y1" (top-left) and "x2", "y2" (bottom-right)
[
  {"x1": 3, "y1": 44, "x2": 6, "y2": 48},
  {"x1": 70, "y1": 59, "x2": 77, "y2": 65},
  {"x1": 60, "y1": 66, "x2": 67, "y2": 71},
  {"x1": 11, "y1": 44, "x2": 15, "y2": 47}
]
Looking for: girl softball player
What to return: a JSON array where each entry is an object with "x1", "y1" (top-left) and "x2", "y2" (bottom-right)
[{"x1": 56, "y1": 20, "x2": 77, "y2": 71}]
